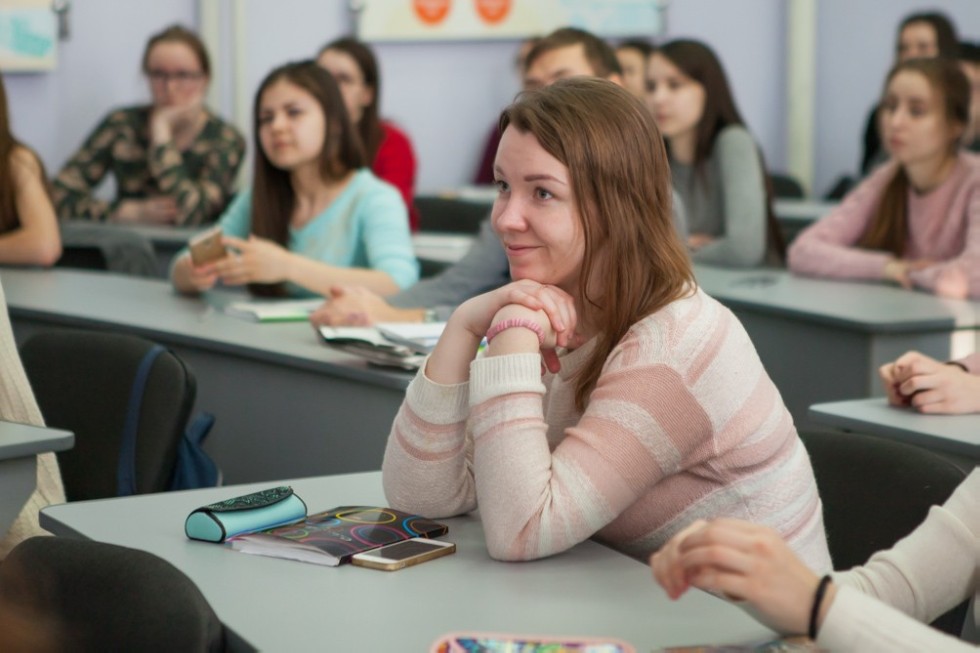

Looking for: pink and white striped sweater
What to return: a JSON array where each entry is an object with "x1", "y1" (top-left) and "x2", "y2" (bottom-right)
[{"x1": 383, "y1": 288, "x2": 832, "y2": 570}]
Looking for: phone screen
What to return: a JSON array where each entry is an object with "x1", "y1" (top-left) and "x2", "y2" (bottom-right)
[{"x1": 371, "y1": 539, "x2": 447, "y2": 561}]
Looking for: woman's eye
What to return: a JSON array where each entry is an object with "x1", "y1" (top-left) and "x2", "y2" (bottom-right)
[
  {"x1": 287, "y1": 108, "x2": 303, "y2": 118},
  {"x1": 258, "y1": 115, "x2": 273, "y2": 125},
  {"x1": 494, "y1": 180, "x2": 509, "y2": 193},
  {"x1": 534, "y1": 187, "x2": 553, "y2": 200}
]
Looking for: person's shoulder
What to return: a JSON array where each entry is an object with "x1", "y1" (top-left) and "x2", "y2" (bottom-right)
[
  {"x1": 714, "y1": 124, "x2": 757, "y2": 153},
  {"x1": 379, "y1": 120, "x2": 416, "y2": 154},
  {"x1": 8, "y1": 144, "x2": 43, "y2": 184},
  {"x1": 104, "y1": 105, "x2": 148, "y2": 127},
  {"x1": 205, "y1": 111, "x2": 246, "y2": 147}
]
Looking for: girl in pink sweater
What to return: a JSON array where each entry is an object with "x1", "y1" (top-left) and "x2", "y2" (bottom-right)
[
  {"x1": 789, "y1": 58, "x2": 980, "y2": 299},
  {"x1": 382, "y1": 78, "x2": 830, "y2": 568}
]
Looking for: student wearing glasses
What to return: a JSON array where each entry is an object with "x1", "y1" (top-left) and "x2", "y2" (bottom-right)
[{"x1": 52, "y1": 25, "x2": 245, "y2": 226}]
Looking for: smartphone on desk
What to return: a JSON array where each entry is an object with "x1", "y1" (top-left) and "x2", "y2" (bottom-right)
[
  {"x1": 189, "y1": 226, "x2": 228, "y2": 266},
  {"x1": 431, "y1": 632, "x2": 635, "y2": 652},
  {"x1": 351, "y1": 538, "x2": 455, "y2": 571}
]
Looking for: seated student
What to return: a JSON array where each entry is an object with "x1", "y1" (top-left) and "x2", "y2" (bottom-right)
[
  {"x1": 310, "y1": 27, "x2": 687, "y2": 326},
  {"x1": 646, "y1": 39, "x2": 782, "y2": 267},
  {"x1": 615, "y1": 38, "x2": 653, "y2": 100},
  {"x1": 381, "y1": 78, "x2": 830, "y2": 568},
  {"x1": 171, "y1": 61, "x2": 417, "y2": 298},
  {"x1": 0, "y1": 74, "x2": 60, "y2": 267},
  {"x1": 317, "y1": 37, "x2": 419, "y2": 231},
  {"x1": 0, "y1": 281, "x2": 65, "y2": 559},
  {"x1": 861, "y1": 11, "x2": 960, "y2": 175},
  {"x1": 960, "y1": 41, "x2": 980, "y2": 153},
  {"x1": 52, "y1": 25, "x2": 245, "y2": 227},
  {"x1": 788, "y1": 58, "x2": 980, "y2": 299},
  {"x1": 880, "y1": 349, "x2": 980, "y2": 414},
  {"x1": 651, "y1": 469, "x2": 979, "y2": 651}
]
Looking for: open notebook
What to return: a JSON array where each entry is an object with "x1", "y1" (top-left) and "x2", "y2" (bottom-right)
[{"x1": 223, "y1": 299, "x2": 323, "y2": 323}]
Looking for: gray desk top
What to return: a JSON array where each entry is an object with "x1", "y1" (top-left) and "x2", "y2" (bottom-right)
[
  {"x1": 809, "y1": 398, "x2": 980, "y2": 459},
  {"x1": 0, "y1": 420, "x2": 73, "y2": 459},
  {"x1": 0, "y1": 268, "x2": 411, "y2": 392},
  {"x1": 695, "y1": 265, "x2": 980, "y2": 333},
  {"x1": 41, "y1": 472, "x2": 772, "y2": 651},
  {"x1": 773, "y1": 199, "x2": 838, "y2": 225}
]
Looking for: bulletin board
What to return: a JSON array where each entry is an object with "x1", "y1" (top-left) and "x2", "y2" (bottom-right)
[
  {"x1": 356, "y1": 0, "x2": 664, "y2": 41},
  {"x1": 0, "y1": 0, "x2": 57, "y2": 71}
]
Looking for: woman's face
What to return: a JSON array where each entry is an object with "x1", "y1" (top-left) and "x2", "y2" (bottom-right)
[
  {"x1": 317, "y1": 49, "x2": 373, "y2": 126},
  {"x1": 491, "y1": 126, "x2": 585, "y2": 296},
  {"x1": 898, "y1": 22, "x2": 939, "y2": 62},
  {"x1": 146, "y1": 41, "x2": 207, "y2": 108},
  {"x1": 880, "y1": 70, "x2": 962, "y2": 167},
  {"x1": 258, "y1": 79, "x2": 327, "y2": 172},
  {"x1": 645, "y1": 53, "x2": 706, "y2": 142},
  {"x1": 616, "y1": 46, "x2": 647, "y2": 99}
]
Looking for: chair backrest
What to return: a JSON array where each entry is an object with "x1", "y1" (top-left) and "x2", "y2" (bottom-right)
[
  {"x1": 0, "y1": 536, "x2": 254, "y2": 652},
  {"x1": 415, "y1": 196, "x2": 490, "y2": 234},
  {"x1": 20, "y1": 329, "x2": 196, "y2": 501},
  {"x1": 59, "y1": 223, "x2": 159, "y2": 277},
  {"x1": 800, "y1": 429, "x2": 969, "y2": 636},
  {"x1": 769, "y1": 173, "x2": 805, "y2": 199}
]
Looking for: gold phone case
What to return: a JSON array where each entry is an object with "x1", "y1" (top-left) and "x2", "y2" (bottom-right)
[
  {"x1": 351, "y1": 540, "x2": 456, "y2": 571},
  {"x1": 189, "y1": 227, "x2": 227, "y2": 266}
]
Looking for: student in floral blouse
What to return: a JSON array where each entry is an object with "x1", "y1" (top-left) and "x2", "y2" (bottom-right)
[{"x1": 52, "y1": 25, "x2": 244, "y2": 227}]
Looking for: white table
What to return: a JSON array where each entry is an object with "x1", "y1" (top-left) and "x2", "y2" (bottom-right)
[
  {"x1": 40, "y1": 472, "x2": 773, "y2": 651},
  {"x1": 809, "y1": 398, "x2": 980, "y2": 460},
  {"x1": 2, "y1": 268, "x2": 412, "y2": 484},
  {"x1": 1, "y1": 420, "x2": 73, "y2": 537},
  {"x1": 695, "y1": 265, "x2": 980, "y2": 427}
]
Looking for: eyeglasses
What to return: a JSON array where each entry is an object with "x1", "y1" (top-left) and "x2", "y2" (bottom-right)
[{"x1": 147, "y1": 70, "x2": 205, "y2": 85}]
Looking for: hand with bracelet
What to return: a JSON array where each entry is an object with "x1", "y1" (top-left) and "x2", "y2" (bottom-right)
[
  {"x1": 650, "y1": 519, "x2": 836, "y2": 638},
  {"x1": 878, "y1": 350, "x2": 980, "y2": 414}
]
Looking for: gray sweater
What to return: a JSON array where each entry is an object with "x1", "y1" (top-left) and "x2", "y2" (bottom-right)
[{"x1": 671, "y1": 125, "x2": 767, "y2": 267}]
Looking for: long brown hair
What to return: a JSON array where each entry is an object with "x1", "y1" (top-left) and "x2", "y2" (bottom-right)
[
  {"x1": 896, "y1": 12, "x2": 959, "y2": 60},
  {"x1": 500, "y1": 77, "x2": 694, "y2": 410},
  {"x1": 318, "y1": 37, "x2": 383, "y2": 161},
  {"x1": 249, "y1": 60, "x2": 366, "y2": 296},
  {"x1": 655, "y1": 39, "x2": 784, "y2": 262},
  {"x1": 141, "y1": 24, "x2": 211, "y2": 76},
  {"x1": 0, "y1": 73, "x2": 47, "y2": 232},
  {"x1": 859, "y1": 58, "x2": 970, "y2": 256}
]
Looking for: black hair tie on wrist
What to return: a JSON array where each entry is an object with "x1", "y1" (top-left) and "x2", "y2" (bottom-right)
[{"x1": 809, "y1": 574, "x2": 833, "y2": 640}]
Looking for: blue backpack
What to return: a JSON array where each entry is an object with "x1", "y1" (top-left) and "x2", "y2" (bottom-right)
[{"x1": 116, "y1": 345, "x2": 221, "y2": 495}]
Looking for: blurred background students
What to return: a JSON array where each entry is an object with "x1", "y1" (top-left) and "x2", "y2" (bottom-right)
[
  {"x1": 861, "y1": 11, "x2": 960, "y2": 175},
  {"x1": 52, "y1": 25, "x2": 244, "y2": 227},
  {"x1": 171, "y1": 61, "x2": 417, "y2": 298},
  {"x1": 615, "y1": 38, "x2": 654, "y2": 100},
  {"x1": 0, "y1": 74, "x2": 60, "y2": 267},
  {"x1": 317, "y1": 37, "x2": 419, "y2": 231},
  {"x1": 647, "y1": 39, "x2": 781, "y2": 267},
  {"x1": 789, "y1": 58, "x2": 979, "y2": 299},
  {"x1": 960, "y1": 40, "x2": 980, "y2": 152}
]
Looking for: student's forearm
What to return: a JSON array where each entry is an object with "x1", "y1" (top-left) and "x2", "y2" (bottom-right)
[
  {"x1": 0, "y1": 229, "x2": 61, "y2": 267},
  {"x1": 286, "y1": 254, "x2": 400, "y2": 297},
  {"x1": 170, "y1": 255, "x2": 202, "y2": 295}
]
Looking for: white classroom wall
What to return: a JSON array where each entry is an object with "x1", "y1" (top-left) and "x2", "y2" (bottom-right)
[{"x1": 4, "y1": 1, "x2": 979, "y2": 199}]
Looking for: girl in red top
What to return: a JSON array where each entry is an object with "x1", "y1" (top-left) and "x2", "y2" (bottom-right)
[{"x1": 317, "y1": 37, "x2": 419, "y2": 231}]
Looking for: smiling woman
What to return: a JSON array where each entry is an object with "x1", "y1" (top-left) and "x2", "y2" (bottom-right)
[
  {"x1": 170, "y1": 61, "x2": 418, "y2": 299},
  {"x1": 381, "y1": 77, "x2": 830, "y2": 569}
]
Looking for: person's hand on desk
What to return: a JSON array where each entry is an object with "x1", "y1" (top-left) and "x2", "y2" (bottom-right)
[
  {"x1": 879, "y1": 350, "x2": 980, "y2": 414},
  {"x1": 110, "y1": 197, "x2": 179, "y2": 225},
  {"x1": 882, "y1": 258, "x2": 932, "y2": 290},
  {"x1": 309, "y1": 285, "x2": 425, "y2": 326},
  {"x1": 650, "y1": 518, "x2": 836, "y2": 637},
  {"x1": 214, "y1": 235, "x2": 291, "y2": 286},
  {"x1": 687, "y1": 233, "x2": 715, "y2": 251}
]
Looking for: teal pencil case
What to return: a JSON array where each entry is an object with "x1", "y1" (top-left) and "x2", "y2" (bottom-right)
[{"x1": 185, "y1": 485, "x2": 307, "y2": 543}]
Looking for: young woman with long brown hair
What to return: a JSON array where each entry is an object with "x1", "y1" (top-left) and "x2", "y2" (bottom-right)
[
  {"x1": 171, "y1": 61, "x2": 418, "y2": 298},
  {"x1": 0, "y1": 74, "x2": 61, "y2": 266},
  {"x1": 789, "y1": 58, "x2": 979, "y2": 299},
  {"x1": 382, "y1": 78, "x2": 829, "y2": 566}
]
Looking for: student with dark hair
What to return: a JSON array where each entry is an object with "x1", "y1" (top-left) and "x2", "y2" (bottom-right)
[
  {"x1": 53, "y1": 24, "x2": 244, "y2": 226},
  {"x1": 171, "y1": 61, "x2": 417, "y2": 298},
  {"x1": 381, "y1": 78, "x2": 828, "y2": 567},
  {"x1": 789, "y1": 58, "x2": 979, "y2": 299},
  {"x1": 0, "y1": 74, "x2": 60, "y2": 266},
  {"x1": 523, "y1": 27, "x2": 622, "y2": 90},
  {"x1": 317, "y1": 37, "x2": 419, "y2": 231},
  {"x1": 647, "y1": 39, "x2": 781, "y2": 267},
  {"x1": 960, "y1": 41, "x2": 980, "y2": 152},
  {"x1": 616, "y1": 38, "x2": 654, "y2": 99},
  {"x1": 861, "y1": 11, "x2": 960, "y2": 174}
]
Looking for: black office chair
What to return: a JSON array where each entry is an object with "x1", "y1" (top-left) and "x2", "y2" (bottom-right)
[
  {"x1": 768, "y1": 173, "x2": 805, "y2": 199},
  {"x1": 415, "y1": 196, "x2": 489, "y2": 234},
  {"x1": 799, "y1": 429, "x2": 970, "y2": 636},
  {"x1": 0, "y1": 536, "x2": 255, "y2": 652},
  {"x1": 58, "y1": 223, "x2": 158, "y2": 277},
  {"x1": 20, "y1": 330, "x2": 199, "y2": 501}
]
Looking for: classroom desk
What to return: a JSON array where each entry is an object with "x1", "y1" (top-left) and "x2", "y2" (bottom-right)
[
  {"x1": 809, "y1": 398, "x2": 980, "y2": 460},
  {"x1": 39, "y1": 472, "x2": 773, "y2": 651},
  {"x1": 773, "y1": 199, "x2": 837, "y2": 244},
  {"x1": 1, "y1": 268, "x2": 412, "y2": 484},
  {"x1": 695, "y1": 265, "x2": 980, "y2": 427},
  {"x1": 0, "y1": 421, "x2": 73, "y2": 540}
]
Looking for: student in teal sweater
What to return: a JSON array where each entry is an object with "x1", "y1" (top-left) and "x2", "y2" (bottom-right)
[{"x1": 172, "y1": 61, "x2": 417, "y2": 298}]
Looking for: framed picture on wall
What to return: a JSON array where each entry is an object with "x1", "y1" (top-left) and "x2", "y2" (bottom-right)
[{"x1": 0, "y1": 0, "x2": 57, "y2": 72}]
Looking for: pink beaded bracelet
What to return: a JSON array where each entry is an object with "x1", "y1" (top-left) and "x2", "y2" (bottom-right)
[{"x1": 485, "y1": 318, "x2": 545, "y2": 345}]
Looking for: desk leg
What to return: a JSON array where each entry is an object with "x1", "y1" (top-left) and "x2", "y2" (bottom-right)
[{"x1": 0, "y1": 457, "x2": 38, "y2": 538}]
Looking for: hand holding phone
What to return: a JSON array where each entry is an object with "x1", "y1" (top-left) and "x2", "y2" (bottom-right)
[
  {"x1": 351, "y1": 538, "x2": 455, "y2": 571},
  {"x1": 189, "y1": 226, "x2": 228, "y2": 266}
]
